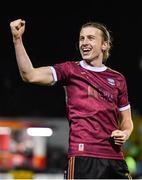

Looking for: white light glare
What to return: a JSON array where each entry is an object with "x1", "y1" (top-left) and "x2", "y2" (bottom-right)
[
  {"x1": 27, "y1": 127, "x2": 53, "y2": 137},
  {"x1": 0, "y1": 127, "x2": 11, "y2": 135}
]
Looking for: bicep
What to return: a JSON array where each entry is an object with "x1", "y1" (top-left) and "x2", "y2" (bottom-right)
[{"x1": 28, "y1": 66, "x2": 55, "y2": 85}]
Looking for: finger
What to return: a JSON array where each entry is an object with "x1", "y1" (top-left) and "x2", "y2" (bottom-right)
[
  {"x1": 114, "y1": 139, "x2": 125, "y2": 144},
  {"x1": 115, "y1": 142, "x2": 124, "y2": 146},
  {"x1": 113, "y1": 134, "x2": 124, "y2": 138},
  {"x1": 114, "y1": 141, "x2": 124, "y2": 145},
  {"x1": 15, "y1": 21, "x2": 25, "y2": 30},
  {"x1": 111, "y1": 130, "x2": 121, "y2": 137},
  {"x1": 21, "y1": 20, "x2": 25, "y2": 26}
]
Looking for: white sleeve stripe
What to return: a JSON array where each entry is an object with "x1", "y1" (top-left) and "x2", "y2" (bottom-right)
[
  {"x1": 119, "y1": 104, "x2": 130, "y2": 111},
  {"x1": 49, "y1": 66, "x2": 57, "y2": 82}
]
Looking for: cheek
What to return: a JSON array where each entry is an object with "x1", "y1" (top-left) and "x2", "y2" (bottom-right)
[
  {"x1": 78, "y1": 44, "x2": 82, "y2": 51},
  {"x1": 93, "y1": 43, "x2": 102, "y2": 51},
  {"x1": 79, "y1": 42, "x2": 82, "y2": 48}
]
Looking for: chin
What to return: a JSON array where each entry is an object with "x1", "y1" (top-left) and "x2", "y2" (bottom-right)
[
  {"x1": 82, "y1": 55, "x2": 89, "y2": 60},
  {"x1": 83, "y1": 58, "x2": 92, "y2": 62}
]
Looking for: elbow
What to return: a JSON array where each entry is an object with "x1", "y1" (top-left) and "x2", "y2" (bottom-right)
[
  {"x1": 20, "y1": 73, "x2": 43, "y2": 85},
  {"x1": 20, "y1": 73, "x2": 28, "y2": 82},
  {"x1": 20, "y1": 73, "x2": 34, "y2": 83},
  {"x1": 21, "y1": 76, "x2": 31, "y2": 83},
  {"x1": 19, "y1": 68, "x2": 38, "y2": 83},
  {"x1": 21, "y1": 76, "x2": 36, "y2": 83}
]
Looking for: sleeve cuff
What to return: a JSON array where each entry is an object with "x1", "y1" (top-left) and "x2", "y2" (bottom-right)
[
  {"x1": 119, "y1": 104, "x2": 130, "y2": 111},
  {"x1": 49, "y1": 66, "x2": 57, "y2": 82}
]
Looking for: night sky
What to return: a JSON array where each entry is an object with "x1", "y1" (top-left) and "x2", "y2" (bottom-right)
[{"x1": 0, "y1": 1, "x2": 142, "y2": 117}]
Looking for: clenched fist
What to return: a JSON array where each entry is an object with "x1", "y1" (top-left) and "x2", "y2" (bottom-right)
[{"x1": 10, "y1": 19, "x2": 25, "y2": 41}]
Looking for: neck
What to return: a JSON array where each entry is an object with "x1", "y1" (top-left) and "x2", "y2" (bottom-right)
[
  {"x1": 84, "y1": 53, "x2": 104, "y2": 67},
  {"x1": 85, "y1": 59, "x2": 104, "y2": 67}
]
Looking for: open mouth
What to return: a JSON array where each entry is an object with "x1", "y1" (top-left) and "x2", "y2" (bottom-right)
[{"x1": 82, "y1": 47, "x2": 92, "y2": 55}]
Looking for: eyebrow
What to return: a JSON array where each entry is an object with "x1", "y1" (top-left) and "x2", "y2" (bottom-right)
[{"x1": 79, "y1": 35, "x2": 96, "y2": 38}]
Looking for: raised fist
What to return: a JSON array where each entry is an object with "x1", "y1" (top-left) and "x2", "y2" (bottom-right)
[{"x1": 10, "y1": 19, "x2": 25, "y2": 40}]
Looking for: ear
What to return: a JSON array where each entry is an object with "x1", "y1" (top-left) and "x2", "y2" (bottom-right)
[{"x1": 102, "y1": 41, "x2": 108, "y2": 51}]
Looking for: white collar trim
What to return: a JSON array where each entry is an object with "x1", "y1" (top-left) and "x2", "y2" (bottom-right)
[{"x1": 79, "y1": 60, "x2": 107, "y2": 72}]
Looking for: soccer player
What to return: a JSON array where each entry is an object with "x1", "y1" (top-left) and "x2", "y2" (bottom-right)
[{"x1": 10, "y1": 19, "x2": 133, "y2": 179}]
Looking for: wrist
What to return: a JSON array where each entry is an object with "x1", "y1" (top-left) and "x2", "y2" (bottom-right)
[
  {"x1": 122, "y1": 130, "x2": 131, "y2": 140},
  {"x1": 13, "y1": 36, "x2": 22, "y2": 44}
]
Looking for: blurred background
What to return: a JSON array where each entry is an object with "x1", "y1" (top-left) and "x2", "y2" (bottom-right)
[{"x1": 0, "y1": 0, "x2": 142, "y2": 179}]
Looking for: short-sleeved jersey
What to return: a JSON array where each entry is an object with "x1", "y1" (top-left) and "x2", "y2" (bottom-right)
[{"x1": 51, "y1": 60, "x2": 130, "y2": 160}]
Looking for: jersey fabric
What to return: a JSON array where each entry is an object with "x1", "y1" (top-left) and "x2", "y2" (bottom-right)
[{"x1": 51, "y1": 60, "x2": 130, "y2": 160}]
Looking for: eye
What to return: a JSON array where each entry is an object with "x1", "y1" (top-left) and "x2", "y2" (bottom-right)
[
  {"x1": 88, "y1": 35, "x2": 95, "y2": 41},
  {"x1": 79, "y1": 36, "x2": 84, "y2": 41}
]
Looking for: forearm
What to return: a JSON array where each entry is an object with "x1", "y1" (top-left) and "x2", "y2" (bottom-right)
[
  {"x1": 10, "y1": 19, "x2": 55, "y2": 86},
  {"x1": 13, "y1": 38, "x2": 34, "y2": 81},
  {"x1": 120, "y1": 118, "x2": 133, "y2": 140},
  {"x1": 111, "y1": 109, "x2": 133, "y2": 145}
]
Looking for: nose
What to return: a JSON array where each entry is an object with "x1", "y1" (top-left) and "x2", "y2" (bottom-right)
[{"x1": 82, "y1": 38, "x2": 89, "y2": 44}]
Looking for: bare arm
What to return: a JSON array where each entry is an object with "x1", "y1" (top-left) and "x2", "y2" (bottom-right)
[
  {"x1": 111, "y1": 108, "x2": 133, "y2": 146},
  {"x1": 10, "y1": 19, "x2": 54, "y2": 86}
]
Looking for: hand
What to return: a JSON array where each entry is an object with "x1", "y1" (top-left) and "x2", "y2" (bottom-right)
[
  {"x1": 10, "y1": 19, "x2": 25, "y2": 41},
  {"x1": 111, "y1": 129, "x2": 129, "y2": 146}
]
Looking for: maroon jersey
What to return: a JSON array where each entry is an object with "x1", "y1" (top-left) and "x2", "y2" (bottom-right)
[{"x1": 51, "y1": 60, "x2": 130, "y2": 159}]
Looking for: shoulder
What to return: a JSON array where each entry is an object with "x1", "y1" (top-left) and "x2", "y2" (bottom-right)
[
  {"x1": 106, "y1": 67, "x2": 128, "y2": 89},
  {"x1": 55, "y1": 60, "x2": 80, "y2": 68},
  {"x1": 53, "y1": 60, "x2": 80, "y2": 75},
  {"x1": 63, "y1": 60, "x2": 80, "y2": 66},
  {"x1": 107, "y1": 67, "x2": 126, "y2": 80}
]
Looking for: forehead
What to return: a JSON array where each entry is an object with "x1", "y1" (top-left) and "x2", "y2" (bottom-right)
[{"x1": 80, "y1": 26, "x2": 102, "y2": 36}]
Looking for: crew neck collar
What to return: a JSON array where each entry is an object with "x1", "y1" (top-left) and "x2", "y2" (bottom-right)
[{"x1": 79, "y1": 60, "x2": 107, "y2": 72}]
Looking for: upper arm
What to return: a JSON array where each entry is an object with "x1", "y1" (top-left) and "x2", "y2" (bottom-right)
[{"x1": 23, "y1": 66, "x2": 55, "y2": 86}]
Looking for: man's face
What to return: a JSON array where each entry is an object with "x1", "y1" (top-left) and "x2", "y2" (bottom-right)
[{"x1": 79, "y1": 26, "x2": 105, "y2": 62}]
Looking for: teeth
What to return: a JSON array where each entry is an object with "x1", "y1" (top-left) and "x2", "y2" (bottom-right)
[{"x1": 83, "y1": 48, "x2": 91, "y2": 51}]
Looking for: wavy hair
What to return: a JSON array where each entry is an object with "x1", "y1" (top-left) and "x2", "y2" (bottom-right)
[{"x1": 80, "y1": 22, "x2": 112, "y2": 63}]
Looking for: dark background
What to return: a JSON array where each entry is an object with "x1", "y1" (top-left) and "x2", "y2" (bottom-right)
[{"x1": 0, "y1": 1, "x2": 142, "y2": 117}]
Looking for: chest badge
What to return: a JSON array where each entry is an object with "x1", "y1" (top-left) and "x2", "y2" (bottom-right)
[{"x1": 107, "y1": 78, "x2": 115, "y2": 86}]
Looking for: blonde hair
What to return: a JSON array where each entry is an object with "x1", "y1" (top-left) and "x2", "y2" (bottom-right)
[{"x1": 80, "y1": 22, "x2": 112, "y2": 63}]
